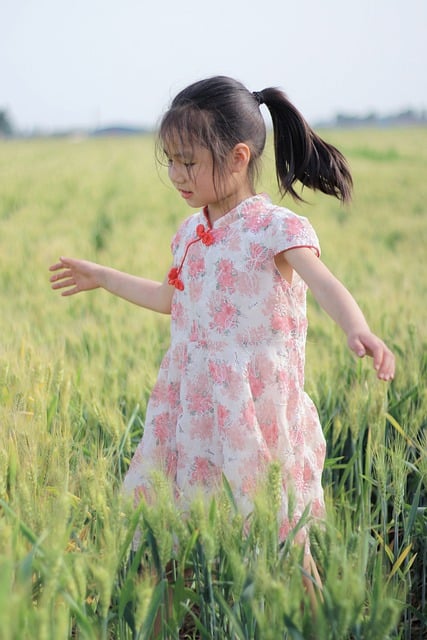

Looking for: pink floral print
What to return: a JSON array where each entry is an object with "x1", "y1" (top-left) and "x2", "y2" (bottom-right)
[{"x1": 123, "y1": 194, "x2": 326, "y2": 543}]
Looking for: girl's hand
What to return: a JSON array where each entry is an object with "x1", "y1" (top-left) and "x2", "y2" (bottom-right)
[
  {"x1": 347, "y1": 331, "x2": 395, "y2": 381},
  {"x1": 49, "y1": 257, "x2": 102, "y2": 296}
]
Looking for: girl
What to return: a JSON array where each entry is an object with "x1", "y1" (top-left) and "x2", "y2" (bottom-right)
[{"x1": 50, "y1": 75, "x2": 395, "y2": 594}]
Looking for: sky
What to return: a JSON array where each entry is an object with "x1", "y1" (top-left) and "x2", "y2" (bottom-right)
[{"x1": 1, "y1": 0, "x2": 426, "y2": 132}]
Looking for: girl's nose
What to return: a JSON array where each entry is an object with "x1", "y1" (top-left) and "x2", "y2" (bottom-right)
[{"x1": 168, "y1": 163, "x2": 185, "y2": 184}]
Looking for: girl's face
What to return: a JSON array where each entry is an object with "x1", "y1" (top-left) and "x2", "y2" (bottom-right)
[
  {"x1": 165, "y1": 141, "x2": 219, "y2": 210},
  {"x1": 164, "y1": 137, "x2": 253, "y2": 220}
]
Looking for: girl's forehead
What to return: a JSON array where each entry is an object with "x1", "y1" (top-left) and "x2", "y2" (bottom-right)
[
  {"x1": 162, "y1": 133, "x2": 207, "y2": 159},
  {"x1": 162, "y1": 129, "x2": 191, "y2": 148},
  {"x1": 163, "y1": 142, "x2": 193, "y2": 158}
]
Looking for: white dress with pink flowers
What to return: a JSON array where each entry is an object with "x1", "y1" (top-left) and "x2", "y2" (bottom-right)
[{"x1": 123, "y1": 194, "x2": 326, "y2": 541}]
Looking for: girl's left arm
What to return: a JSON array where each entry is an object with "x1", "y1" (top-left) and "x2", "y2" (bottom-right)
[{"x1": 280, "y1": 248, "x2": 395, "y2": 381}]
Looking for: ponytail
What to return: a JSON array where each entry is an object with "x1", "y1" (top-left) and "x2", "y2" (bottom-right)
[
  {"x1": 259, "y1": 87, "x2": 353, "y2": 203},
  {"x1": 159, "y1": 76, "x2": 352, "y2": 204}
]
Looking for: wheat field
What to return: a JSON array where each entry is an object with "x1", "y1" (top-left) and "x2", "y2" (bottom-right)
[{"x1": 0, "y1": 128, "x2": 426, "y2": 639}]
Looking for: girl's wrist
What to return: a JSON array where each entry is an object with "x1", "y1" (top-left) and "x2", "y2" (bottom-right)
[
  {"x1": 94, "y1": 264, "x2": 109, "y2": 290},
  {"x1": 345, "y1": 323, "x2": 371, "y2": 342}
]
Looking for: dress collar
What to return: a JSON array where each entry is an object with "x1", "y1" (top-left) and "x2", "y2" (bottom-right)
[{"x1": 202, "y1": 193, "x2": 271, "y2": 229}]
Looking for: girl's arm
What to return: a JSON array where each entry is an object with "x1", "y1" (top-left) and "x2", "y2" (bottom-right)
[
  {"x1": 278, "y1": 248, "x2": 395, "y2": 381},
  {"x1": 49, "y1": 257, "x2": 174, "y2": 314}
]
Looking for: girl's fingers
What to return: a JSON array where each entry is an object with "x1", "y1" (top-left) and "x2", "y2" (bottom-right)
[
  {"x1": 60, "y1": 286, "x2": 79, "y2": 297},
  {"x1": 49, "y1": 262, "x2": 64, "y2": 272},
  {"x1": 349, "y1": 334, "x2": 395, "y2": 381},
  {"x1": 50, "y1": 269, "x2": 73, "y2": 283},
  {"x1": 51, "y1": 277, "x2": 75, "y2": 290},
  {"x1": 49, "y1": 257, "x2": 74, "y2": 272},
  {"x1": 348, "y1": 335, "x2": 366, "y2": 358},
  {"x1": 374, "y1": 345, "x2": 395, "y2": 380},
  {"x1": 380, "y1": 351, "x2": 395, "y2": 381}
]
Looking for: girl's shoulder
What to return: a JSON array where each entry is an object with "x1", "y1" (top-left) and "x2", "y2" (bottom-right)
[
  {"x1": 177, "y1": 210, "x2": 201, "y2": 229},
  {"x1": 244, "y1": 194, "x2": 320, "y2": 254},
  {"x1": 243, "y1": 193, "x2": 314, "y2": 231},
  {"x1": 171, "y1": 211, "x2": 202, "y2": 253}
]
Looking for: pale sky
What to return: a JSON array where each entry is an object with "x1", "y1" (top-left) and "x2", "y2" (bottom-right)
[{"x1": 1, "y1": 0, "x2": 426, "y2": 132}]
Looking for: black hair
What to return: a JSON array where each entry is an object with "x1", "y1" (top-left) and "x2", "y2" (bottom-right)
[{"x1": 158, "y1": 75, "x2": 352, "y2": 203}]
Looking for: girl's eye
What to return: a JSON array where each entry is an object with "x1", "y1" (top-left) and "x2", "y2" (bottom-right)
[{"x1": 166, "y1": 157, "x2": 195, "y2": 169}]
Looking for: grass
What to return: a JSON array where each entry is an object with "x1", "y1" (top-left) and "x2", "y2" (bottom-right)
[{"x1": 0, "y1": 127, "x2": 426, "y2": 638}]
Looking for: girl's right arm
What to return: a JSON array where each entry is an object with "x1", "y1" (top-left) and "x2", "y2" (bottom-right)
[{"x1": 49, "y1": 257, "x2": 174, "y2": 314}]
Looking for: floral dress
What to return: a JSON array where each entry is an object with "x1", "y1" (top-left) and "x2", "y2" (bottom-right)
[{"x1": 123, "y1": 194, "x2": 326, "y2": 541}]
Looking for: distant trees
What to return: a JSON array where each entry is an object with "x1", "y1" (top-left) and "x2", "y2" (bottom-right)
[
  {"x1": 0, "y1": 110, "x2": 13, "y2": 136},
  {"x1": 333, "y1": 109, "x2": 427, "y2": 128}
]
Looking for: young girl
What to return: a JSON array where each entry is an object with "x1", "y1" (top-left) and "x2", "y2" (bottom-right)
[{"x1": 50, "y1": 75, "x2": 394, "y2": 588}]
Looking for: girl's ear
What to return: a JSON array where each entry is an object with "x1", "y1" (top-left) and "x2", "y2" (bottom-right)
[{"x1": 230, "y1": 143, "x2": 251, "y2": 173}]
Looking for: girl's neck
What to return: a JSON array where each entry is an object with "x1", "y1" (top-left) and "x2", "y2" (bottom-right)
[{"x1": 206, "y1": 187, "x2": 255, "y2": 224}]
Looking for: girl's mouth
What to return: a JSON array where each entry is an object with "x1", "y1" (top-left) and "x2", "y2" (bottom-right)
[{"x1": 179, "y1": 190, "x2": 193, "y2": 199}]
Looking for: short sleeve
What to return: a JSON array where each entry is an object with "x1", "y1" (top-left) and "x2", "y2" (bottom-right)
[
  {"x1": 268, "y1": 208, "x2": 321, "y2": 257},
  {"x1": 170, "y1": 214, "x2": 198, "y2": 258},
  {"x1": 170, "y1": 228, "x2": 181, "y2": 258}
]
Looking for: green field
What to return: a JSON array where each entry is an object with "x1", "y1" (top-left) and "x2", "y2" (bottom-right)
[{"x1": 0, "y1": 128, "x2": 426, "y2": 639}]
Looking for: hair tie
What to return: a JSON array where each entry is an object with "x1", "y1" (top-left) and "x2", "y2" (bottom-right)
[{"x1": 252, "y1": 91, "x2": 264, "y2": 106}]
